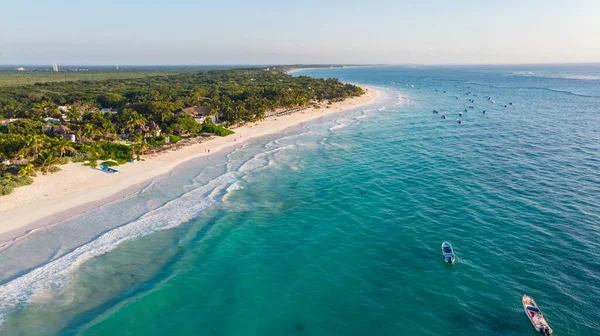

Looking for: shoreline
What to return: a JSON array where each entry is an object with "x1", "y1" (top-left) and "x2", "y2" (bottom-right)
[{"x1": 0, "y1": 86, "x2": 382, "y2": 243}]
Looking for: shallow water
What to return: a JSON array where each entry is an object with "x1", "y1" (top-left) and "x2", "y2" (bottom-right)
[{"x1": 0, "y1": 65, "x2": 599, "y2": 335}]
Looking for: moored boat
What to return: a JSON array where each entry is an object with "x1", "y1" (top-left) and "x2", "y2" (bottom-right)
[
  {"x1": 522, "y1": 295, "x2": 553, "y2": 335},
  {"x1": 441, "y1": 242, "x2": 455, "y2": 263},
  {"x1": 99, "y1": 164, "x2": 119, "y2": 174}
]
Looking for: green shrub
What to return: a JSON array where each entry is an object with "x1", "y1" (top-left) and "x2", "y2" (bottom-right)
[
  {"x1": 71, "y1": 152, "x2": 92, "y2": 162},
  {"x1": 0, "y1": 176, "x2": 33, "y2": 196},
  {"x1": 18, "y1": 164, "x2": 35, "y2": 176},
  {"x1": 202, "y1": 124, "x2": 234, "y2": 136},
  {"x1": 147, "y1": 136, "x2": 165, "y2": 147},
  {"x1": 101, "y1": 160, "x2": 120, "y2": 167},
  {"x1": 76, "y1": 142, "x2": 132, "y2": 162},
  {"x1": 54, "y1": 157, "x2": 71, "y2": 165},
  {"x1": 0, "y1": 185, "x2": 13, "y2": 196},
  {"x1": 48, "y1": 166, "x2": 62, "y2": 173},
  {"x1": 169, "y1": 135, "x2": 182, "y2": 143},
  {"x1": 84, "y1": 160, "x2": 98, "y2": 167},
  {"x1": 11, "y1": 176, "x2": 34, "y2": 187}
]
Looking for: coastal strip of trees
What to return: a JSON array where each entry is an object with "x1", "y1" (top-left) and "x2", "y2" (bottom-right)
[{"x1": 0, "y1": 68, "x2": 364, "y2": 195}]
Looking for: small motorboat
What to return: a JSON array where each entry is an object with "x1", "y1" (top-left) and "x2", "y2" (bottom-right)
[
  {"x1": 459, "y1": 112, "x2": 463, "y2": 116},
  {"x1": 441, "y1": 242, "x2": 455, "y2": 263},
  {"x1": 523, "y1": 295, "x2": 553, "y2": 335}
]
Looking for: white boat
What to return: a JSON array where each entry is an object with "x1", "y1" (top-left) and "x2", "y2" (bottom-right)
[
  {"x1": 441, "y1": 242, "x2": 455, "y2": 263},
  {"x1": 523, "y1": 295, "x2": 553, "y2": 335}
]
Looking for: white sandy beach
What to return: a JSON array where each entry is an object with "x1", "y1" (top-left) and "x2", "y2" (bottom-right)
[{"x1": 0, "y1": 87, "x2": 381, "y2": 241}]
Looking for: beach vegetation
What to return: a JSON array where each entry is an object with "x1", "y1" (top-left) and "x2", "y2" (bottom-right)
[
  {"x1": 18, "y1": 163, "x2": 35, "y2": 176},
  {"x1": 168, "y1": 135, "x2": 182, "y2": 143},
  {"x1": 84, "y1": 160, "x2": 98, "y2": 168},
  {"x1": 0, "y1": 68, "x2": 363, "y2": 195},
  {"x1": 100, "y1": 160, "x2": 120, "y2": 167},
  {"x1": 0, "y1": 175, "x2": 34, "y2": 195},
  {"x1": 202, "y1": 121, "x2": 234, "y2": 136}
]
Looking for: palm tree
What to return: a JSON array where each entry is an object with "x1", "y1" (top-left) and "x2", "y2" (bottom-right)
[
  {"x1": 132, "y1": 143, "x2": 148, "y2": 157},
  {"x1": 118, "y1": 108, "x2": 148, "y2": 135},
  {"x1": 20, "y1": 135, "x2": 44, "y2": 160},
  {"x1": 53, "y1": 138, "x2": 76, "y2": 157},
  {"x1": 71, "y1": 124, "x2": 84, "y2": 143},
  {"x1": 100, "y1": 123, "x2": 116, "y2": 140},
  {"x1": 83, "y1": 124, "x2": 101, "y2": 141},
  {"x1": 65, "y1": 104, "x2": 82, "y2": 122},
  {"x1": 31, "y1": 102, "x2": 60, "y2": 120},
  {"x1": 38, "y1": 150, "x2": 58, "y2": 173}
]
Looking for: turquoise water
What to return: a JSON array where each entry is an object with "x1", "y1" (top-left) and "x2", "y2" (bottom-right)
[{"x1": 1, "y1": 65, "x2": 599, "y2": 335}]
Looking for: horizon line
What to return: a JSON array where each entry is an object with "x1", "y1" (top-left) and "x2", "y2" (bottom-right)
[{"x1": 1, "y1": 62, "x2": 600, "y2": 68}]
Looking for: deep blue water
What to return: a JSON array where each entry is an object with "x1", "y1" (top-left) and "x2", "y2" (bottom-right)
[{"x1": 0, "y1": 65, "x2": 599, "y2": 335}]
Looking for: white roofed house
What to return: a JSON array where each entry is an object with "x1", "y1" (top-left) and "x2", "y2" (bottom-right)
[
  {"x1": 1, "y1": 119, "x2": 19, "y2": 126},
  {"x1": 43, "y1": 117, "x2": 61, "y2": 123}
]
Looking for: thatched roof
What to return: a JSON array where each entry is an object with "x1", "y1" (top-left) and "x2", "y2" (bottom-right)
[
  {"x1": 148, "y1": 121, "x2": 161, "y2": 131},
  {"x1": 181, "y1": 106, "x2": 212, "y2": 117}
]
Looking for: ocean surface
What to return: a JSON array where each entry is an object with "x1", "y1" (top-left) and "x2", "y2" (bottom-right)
[{"x1": 1, "y1": 65, "x2": 599, "y2": 335}]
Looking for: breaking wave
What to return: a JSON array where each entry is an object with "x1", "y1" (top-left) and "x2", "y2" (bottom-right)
[{"x1": 0, "y1": 171, "x2": 238, "y2": 325}]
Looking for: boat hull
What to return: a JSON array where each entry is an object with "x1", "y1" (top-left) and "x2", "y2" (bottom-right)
[
  {"x1": 522, "y1": 295, "x2": 552, "y2": 335},
  {"x1": 441, "y1": 242, "x2": 455, "y2": 263}
]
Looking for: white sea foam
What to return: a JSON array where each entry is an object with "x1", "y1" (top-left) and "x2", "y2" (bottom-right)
[
  {"x1": 237, "y1": 145, "x2": 295, "y2": 173},
  {"x1": 0, "y1": 171, "x2": 238, "y2": 326},
  {"x1": 266, "y1": 130, "x2": 314, "y2": 148},
  {"x1": 329, "y1": 118, "x2": 354, "y2": 131}
]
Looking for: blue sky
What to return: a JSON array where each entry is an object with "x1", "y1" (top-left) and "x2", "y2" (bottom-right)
[{"x1": 1, "y1": 0, "x2": 599, "y2": 65}]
